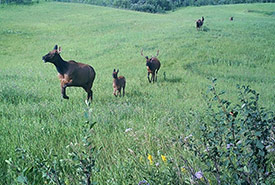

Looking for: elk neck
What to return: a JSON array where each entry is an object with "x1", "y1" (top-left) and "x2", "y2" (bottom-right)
[
  {"x1": 146, "y1": 60, "x2": 154, "y2": 70},
  {"x1": 113, "y1": 77, "x2": 121, "y2": 85},
  {"x1": 53, "y1": 55, "x2": 68, "y2": 75}
]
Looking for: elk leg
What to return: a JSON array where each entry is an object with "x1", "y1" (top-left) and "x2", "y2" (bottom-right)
[
  {"x1": 82, "y1": 86, "x2": 93, "y2": 105},
  {"x1": 89, "y1": 90, "x2": 93, "y2": 102},
  {"x1": 62, "y1": 81, "x2": 76, "y2": 99},
  {"x1": 147, "y1": 72, "x2": 151, "y2": 83},
  {"x1": 59, "y1": 76, "x2": 72, "y2": 99},
  {"x1": 118, "y1": 88, "x2": 121, "y2": 97},
  {"x1": 152, "y1": 72, "x2": 155, "y2": 83},
  {"x1": 113, "y1": 89, "x2": 117, "y2": 97},
  {"x1": 84, "y1": 85, "x2": 93, "y2": 101},
  {"x1": 62, "y1": 85, "x2": 70, "y2": 99},
  {"x1": 155, "y1": 70, "x2": 158, "y2": 82},
  {"x1": 84, "y1": 90, "x2": 92, "y2": 106},
  {"x1": 86, "y1": 89, "x2": 92, "y2": 101},
  {"x1": 61, "y1": 84, "x2": 69, "y2": 99},
  {"x1": 122, "y1": 86, "x2": 125, "y2": 97}
]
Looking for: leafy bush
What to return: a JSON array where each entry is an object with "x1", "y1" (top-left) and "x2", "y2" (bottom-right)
[
  {"x1": 2, "y1": 0, "x2": 275, "y2": 12},
  {"x1": 182, "y1": 79, "x2": 275, "y2": 184},
  {"x1": 20, "y1": 0, "x2": 270, "y2": 13},
  {"x1": 1, "y1": 0, "x2": 34, "y2": 4}
]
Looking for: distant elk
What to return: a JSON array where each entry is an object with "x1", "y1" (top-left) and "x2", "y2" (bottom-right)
[
  {"x1": 42, "y1": 45, "x2": 96, "y2": 105},
  {"x1": 141, "y1": 49, "x2": 161, "y2": 83},
  {"x1": 230, "y1": 17, "x2": 234, "y2": 21},
  {"x1": 196, "y1": 16, "x2": 204, "y2": 30},
  {"x1": 112, "y1": 69, "x2": 126, "y2": 97}
]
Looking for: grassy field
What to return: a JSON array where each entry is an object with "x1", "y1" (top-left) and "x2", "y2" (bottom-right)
[{"x1": 0, "y1": 2, "x2": 274, "y2": 184}]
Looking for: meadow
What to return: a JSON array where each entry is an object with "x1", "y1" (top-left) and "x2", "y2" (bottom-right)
[{"x1": 0, "y1": 2, "x2": 274, "y2": 184}]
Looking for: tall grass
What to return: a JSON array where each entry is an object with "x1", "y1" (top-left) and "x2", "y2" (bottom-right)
[{"x1": 0, "y1": 2, "x2": 274, "y2": 184}]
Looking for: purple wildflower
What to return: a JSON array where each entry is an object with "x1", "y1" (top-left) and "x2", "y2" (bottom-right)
[
  {"x1": 138, "y1": 180, "x2": 149, "y2": 185},
  {"x1": 184, "y1": 134, "x2": 193, "y2": 142},
  {"x1": 226, "y1": 143, "x2": 233, "y2": 149},
  {"x1": 204, "y1": 147, "x2": 209, "y2": 152},
  {"x1": 195, "y1": 171, "x2": 203, "y2": 179},
  {"x1": 266, "y1": 145, "x2": 274, "y2": 152}
]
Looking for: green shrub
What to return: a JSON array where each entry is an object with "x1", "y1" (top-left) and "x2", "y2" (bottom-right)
[
  {"x1": 40, "y1": 0, "x2": 275, "y2": 13},
  {"x1": 182, "y1": 79, "x2": 275, "y2": 184}
]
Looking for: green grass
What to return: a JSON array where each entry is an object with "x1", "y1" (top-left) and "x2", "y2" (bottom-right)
[{"x1": 0, "y1": 2, "x2": 274, "y2": 184}]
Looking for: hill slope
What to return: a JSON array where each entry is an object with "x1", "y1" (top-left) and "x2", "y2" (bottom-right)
[{"x1": 0, "y1": 2, "x2": 274, "y2": 184}]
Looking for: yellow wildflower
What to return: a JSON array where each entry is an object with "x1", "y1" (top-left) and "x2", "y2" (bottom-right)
[
  {"x1": 161, "y1": 155, "x2": 167, "y2": 163},
  {"x1": 65, "y1": 179, "x2": 70, "y2": 185},
  {"x1": 139, "y1": 156, "x2": 143, "y2": 163},
  {"x1": 147, "y1": 154, "x2": 153, "y2": 165},
  {"x1": 181, "y1": 166, "x2": 186, "y2": 173}
]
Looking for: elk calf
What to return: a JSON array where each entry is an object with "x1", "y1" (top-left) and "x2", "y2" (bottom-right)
[
  {"x1": 141, "y1": 49, "x2": 161, "y2": 83},
  {"x1": 112, "y1": 69, "x2": 126, "y2": 97},
  {"x1": 42, "y1": 45, "x2": 96, "y2": 104},
  {"x1": 196, "y1": 16, "x2": 204, "y2": 30}
]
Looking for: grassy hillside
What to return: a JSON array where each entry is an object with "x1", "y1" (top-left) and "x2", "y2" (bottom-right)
[{"x1": 0, "y1": 2, "x2": 274, "y2": 184}]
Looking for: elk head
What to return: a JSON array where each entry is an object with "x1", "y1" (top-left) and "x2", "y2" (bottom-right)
[
  {"x1": 113, "y1": 69, "x2": 119, "y2": 79},
  {"x1": 141, "y1": 49, "x2": 159, "y2": 65},
  {"x1": 42, "y1": 45, "x2": 62, "y2": 63}
]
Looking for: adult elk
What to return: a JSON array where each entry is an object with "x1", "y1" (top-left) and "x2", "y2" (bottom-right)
[
  {"x1": 141, "y1": 49, "x2": 161, "y2": 83},
  {"x1": 42, "y1": 45, "x2": 96, "y2": 105},
  {"x1": 196, "y1": 16, "x2": 204, "y2": 30},
  {"x1": 112, "y1": 69, "x2": 126, "y2": 97}
]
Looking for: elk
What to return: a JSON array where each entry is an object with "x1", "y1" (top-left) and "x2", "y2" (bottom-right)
[
  {"x1": 230, "y1": 17, "x2": 234, "y2": 21},
  {"x1": 42, "y1": 45, "x2": 96, "y2": 104},
  {"x1": 112, "y1": 69, "x2": 126, "y2": 97},
  {"x1": 196, "y1": 16, "x2": 204, "y2": 30},
  {"x1": 141, "y1": 49, "x2": 161, "y2": 83}
]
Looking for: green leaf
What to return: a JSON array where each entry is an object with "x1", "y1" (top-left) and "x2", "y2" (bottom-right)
[
  {"x1": 256, "y1": 141, "x2": 264, "y2": 150},
  {"x1": 90, "y1": 122, "x2": 97, "y2": 129},
  {"x1": 17, "y1": 175, "x2": 28, "y2": 184},
  {"x1": 218, "y1": 90, "x2": 225, "y2": 95},
  {"x1": 5, "y1": 159, "x2": 12, "y2": 165},
  {"x1": 255, "y1": 131, "x2": 262, "y2": 136},
  {"x1": 212, "y1": 78, "x2": 217, "y2": 83},
  {"x1": 259, "y1": 151, "x2": 265, "y2": 157},
  {"x1": 243, "y1": 166, "x2": 249, "y2": 173}
]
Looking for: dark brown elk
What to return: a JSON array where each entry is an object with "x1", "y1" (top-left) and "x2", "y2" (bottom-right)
[
  {"x1": 112, "y1": 69, "x2": 126, "y2": 97},
  {"x1": 141, "y1": 49, "x2": 161, "y2": 83},
  {"x1": 196, "y1": 16, "x2": 204, "y2": 30},
  {"x1": 42, "y1": 45, "x2": 96, "y2": 104}
]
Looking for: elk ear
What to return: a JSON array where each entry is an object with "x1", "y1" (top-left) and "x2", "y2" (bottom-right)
[
  {"x1": 117, "y1": 69, "x2": 119, "y2": 73},
  {"x1": 113, "y1": 69, "x2": 116, "y2": 72},
  {"x1": 156, "y1": 50, "x2": 159, "y2": 57},
  {"x1": 58, "y1": 46, "x2": 62, "y2": 54},
  {"x1": 141, "y1": 49, "x2": 144, "y2": 57},
  {"x1": 54, "y1": 45, "x2": 58, "y2": 50}
]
